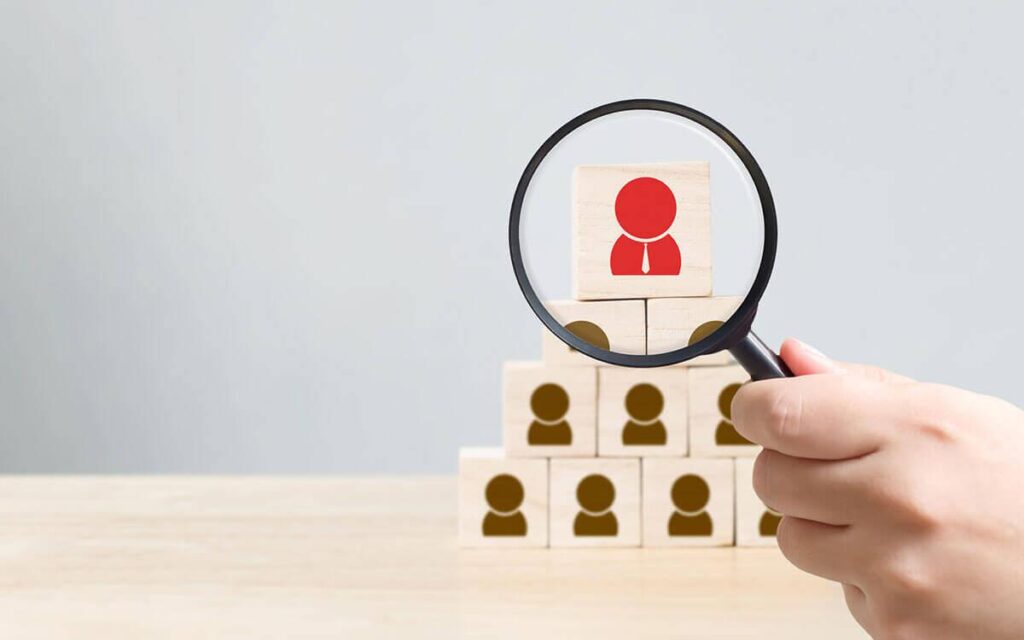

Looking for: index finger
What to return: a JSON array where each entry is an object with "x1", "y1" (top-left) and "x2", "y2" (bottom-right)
[{"x1": 731, "y1": 374, "x2": 904, "y2": 459}]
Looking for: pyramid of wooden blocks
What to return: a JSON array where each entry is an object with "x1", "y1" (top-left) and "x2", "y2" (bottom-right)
[{"x1": 459, "y1": 161, "x2": 777, "y2": 549}]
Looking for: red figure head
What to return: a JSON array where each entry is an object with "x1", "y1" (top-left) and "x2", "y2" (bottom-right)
[{"x1": 614, "y1": 177, "x2": 676, "y2": 239}]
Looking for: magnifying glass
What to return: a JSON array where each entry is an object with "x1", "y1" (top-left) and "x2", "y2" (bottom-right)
[{"x1": 509, "y1": 99, "x2": 793, "y2": 380}]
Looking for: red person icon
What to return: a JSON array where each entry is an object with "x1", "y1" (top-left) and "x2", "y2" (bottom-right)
[{"x1": 609, "y1": 177, "x2": 681, "y2": 275}]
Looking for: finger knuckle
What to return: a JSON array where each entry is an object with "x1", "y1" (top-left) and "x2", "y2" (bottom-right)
[
  {"x1": 894, "y1": 483, "x2": 944, "y2": 533},
  {"x1": 766, "y1": 387, "x2": 803, "y2": 444},
  {"x1": 904, "y1": 384, "x2": 962, "y2": 444},
  {"x1": 916, "y1": 419, "x2": 957, "y2": 445},
  {"x1": 877, "y1": 551, "x2": 936, "y2": 601},
  {"x1": 867, "y1": 469, "x2": 944, "y2": 533}
]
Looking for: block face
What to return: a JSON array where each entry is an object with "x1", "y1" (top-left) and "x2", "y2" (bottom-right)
[
  {"x1": 642, "y1": 458, "x2": 735, "y2": 547},
  {"x1": 541, "y1": 300, "x2": 646, "y2": 367},
  {"x1": 597, "y1": 368, "x2": 688, "y2": 457},
  {"x1": 503, "y1": 362, "x2": 597, "y2": 457},
  {"x1": 688, "y1": 365, "x2": 759, "y2": 458},
  {"x1": 735, "y1": 457, "x2": 781, "y2": 547},
  {"x1": 549, "y1": 459, "x2": 641, "y2": 547},
  {"x1": 573, "y1": 162, "x2": 712, "y2": 301},
  {"x1": 646, "y1": 297, "x2": 741, "y2": 366},
  {"x1": 458, "y1": 448, "x2": 549, "y2": 548}
]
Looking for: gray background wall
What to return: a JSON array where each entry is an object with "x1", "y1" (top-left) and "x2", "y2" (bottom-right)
[{"x1": 1, "y1": 1, "x2": 1021, "y2": 473}]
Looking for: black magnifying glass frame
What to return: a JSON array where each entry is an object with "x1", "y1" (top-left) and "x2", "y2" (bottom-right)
[{"x1": 508, "y1": 98, "x2": 792, "y2": 380}]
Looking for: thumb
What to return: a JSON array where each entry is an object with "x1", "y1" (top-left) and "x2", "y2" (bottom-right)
[
  {"x1": 779, "y1": 338, "x2": 843, "y2": 375},
  {"x1": 779, "y1": 338, "x2": 913, "y2": 383}
]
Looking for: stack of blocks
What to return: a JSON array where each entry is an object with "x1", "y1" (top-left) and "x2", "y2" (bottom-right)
[{"x1": 460, "y1": 162, "x2": 780, "y2": 548}]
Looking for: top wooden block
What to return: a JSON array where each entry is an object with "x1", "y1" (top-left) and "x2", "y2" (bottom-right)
[{"x1": 573, "y1": 162, "x2": 712, "y2": 300}]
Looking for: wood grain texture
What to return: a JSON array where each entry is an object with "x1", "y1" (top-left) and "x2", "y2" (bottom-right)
[
  {"x1": 459, "y1": 448, "x2": 549, "y2": 548},
  {"x1": 597, "y1": 367, "x2": 688, "y2": 457},
  {"x1": 502, "y1": 362, "x2": 597, "y2": 457},
  {"x1": 642, "y1": 458, "x2": 735, "y2": 548},
  {"x1": 541, "y1": 299, "x2": 646, "y2": 367},
  {"x1": 549, "y1": 458, "x2": 641, "y2": 548},
  {"x1": 646, "y1": 296, "x2": 742, "y2": 366},
  {"x1": 573, "y1": 162, "x2": 712, "y2": 300},
  {"x1": 0, "y1": 476, "x2": 863, "y2": 638}
]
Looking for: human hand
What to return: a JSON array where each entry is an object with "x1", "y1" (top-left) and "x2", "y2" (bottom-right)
[{"x1": 732, "y1": 339, "x2": 1024, "y2": 640}]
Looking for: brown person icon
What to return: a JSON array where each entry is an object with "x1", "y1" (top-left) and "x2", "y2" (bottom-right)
[
  {"x1": 759, "y1": 507, "x2": 782, "y2": 536},
  {"x1": 688, "y1": 320, "x2": 722, "y2": 346},
  {"x1": 565, "y1": 320, "x2": 610, "y2": 352},
  {"x1": 573, "y1": 474, "x2": 618, "y2": 536},
  {"x1": 527, "y1": 383, "x2": 572, "y2": 445},
  {"x1": 667, "y1": 474, "x2": 713, "y2": 536},
  {"x1": 481, "y1": 474, "x2": 528, "y2": 537},
  {"x1": 621, "y1": 383, "x2": 667, "y2": 446}
]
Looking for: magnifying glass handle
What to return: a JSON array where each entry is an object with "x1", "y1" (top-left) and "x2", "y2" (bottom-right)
[{"x1": 729, "y1": 331, "x2": 793, "y2": 380}]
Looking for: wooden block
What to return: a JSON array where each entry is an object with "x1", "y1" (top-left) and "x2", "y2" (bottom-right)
[
  {"x1": 549, "y1": 458, "x2": 641, "y2": 547},
  {"x1": 735, "y1": 457, "x2": 781, "y2": 547},
  {"x1": 458, "y1": 447, "x2": 549, "y2": 548},
  {"x1": 541, "y1": 299, "x2": 646, "y2": 367},
  {"x1": 573, "y1": 162, "x2": 712, "y2": 300},
  {"x1": 688, "y1": 365, "x2": 759, "y2": 457},
  {"x1": 646, "y1": 296, "x2": 741, "y2": 366},
  {"x1": 502, "y1": 362, "x2": 597, "y2": 457},
  {"x1": 597, "y1": 368, "x2": 688, "y2": 457},
  {"x1": 642, "y1": 458, "x2": 735, "y2": 547}
]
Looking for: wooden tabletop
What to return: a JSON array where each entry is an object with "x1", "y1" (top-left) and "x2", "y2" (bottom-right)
[{"x1": 0, "y1": 476, "x2": 865, "y2": 638}]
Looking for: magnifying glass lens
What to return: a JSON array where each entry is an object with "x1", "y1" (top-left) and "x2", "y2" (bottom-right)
[{"x1": 515, "y1": 107, "x2": 769, "y2": 368}]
